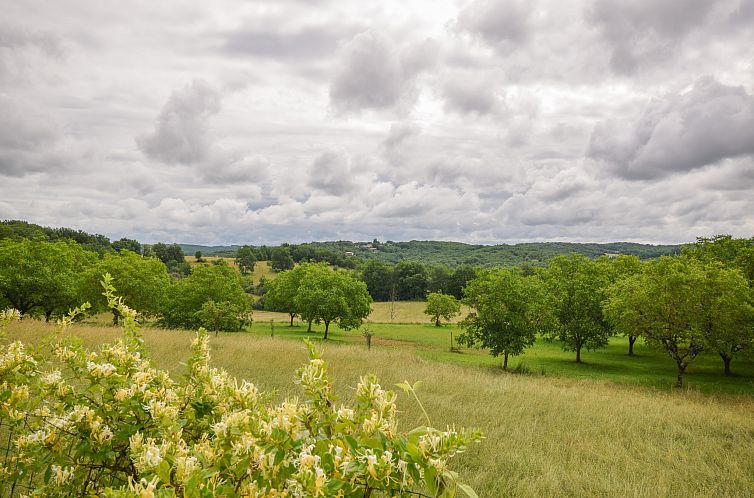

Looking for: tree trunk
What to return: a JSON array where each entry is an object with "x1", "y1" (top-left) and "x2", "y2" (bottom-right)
[
  {"x1": 503, "y1": 352, "x2": 509, "y2": 370},
  {"x1": 575, "y1": 346, "x2": 581, "y2": 363},
  {"x1": 307, "y1": 320, "x2": 312, "y2": 332},
  {"x1": 675, "y1": 361, "x2": 687, "y2": 388},
  {"x1": 45, "y1": 310, "x2": 53, "y2": 322},
  {"x1": 289, "y1": 313, "x2": 295, "y2": 326},
  {"x1": 628, "y1": 335, "x2": 637, "y2": 355},
  {"x1": 435, "y1": 317, "x2": 440, "y2": 327},
  {"x1": 324, "y1": 320, "x2": 330, "y2": 340},
  {"x1": 720, "y1": 352, "x2": 733, "y2": 376},
  {"x1": 112, "y1": 309, "x2": 119, "y2": 326}
]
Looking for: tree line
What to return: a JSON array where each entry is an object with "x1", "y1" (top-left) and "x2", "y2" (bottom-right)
[{"x1": 454, "y1": 235, "x2": 754, "y2": 386}]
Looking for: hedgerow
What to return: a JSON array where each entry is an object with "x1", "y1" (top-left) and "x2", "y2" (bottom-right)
[{"x1": 0, "y1": 275, "x2": 481, "y2": 497}]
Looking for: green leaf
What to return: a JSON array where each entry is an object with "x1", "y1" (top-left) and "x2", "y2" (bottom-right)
[
  {"x1": 457, "y1": 483, "x2": 479, "y2": 498},
  {"x1": 395, "y1": 381, "x2": 411, "y2": 393}
]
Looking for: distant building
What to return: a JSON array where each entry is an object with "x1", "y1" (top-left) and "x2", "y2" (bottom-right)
[{"x1": 345, "y1": 251, "x2": 354, "y2": 257}]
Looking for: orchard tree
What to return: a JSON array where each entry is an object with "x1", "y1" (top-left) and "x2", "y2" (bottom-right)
[
  {"x1": 598, "y1": 255, "x2": 645, "y2": 355},
  {"x1": 264, "y1": 265, "x2": 308, "y2": 326},
  {"x1": 161, "y1": 262, "x2": 250, "y2": 330},
  {"x1": 603, "y1": 256, "x2": 743, "y2": 386},
  {"x1": 684, "y1": 234, "x2": 754, "y2": 285},
  {"x1": 0, "y1": 239, "x2": 97, "y2": 319},
  {"x1": 194, "y1": 250, "x2": 204, "y2": 262},
  {"x1": 424, "y1": 292, "x2": 461, "y2": 326},
  {"x1": 294, "y1": 263, "x2": 372, "y2": 339},
  {"x1": 236, "y1": 245, "x2": 257, "y2": 275},
  {"x1": 459, "y1": 269, "x2": 550, "y2": 370},
  {"x1": 698, "y1": 262, "x2": 754, "y2": 376},
  {"x1": 93, "y1": 251, "x2": 171, "y2": 324},
  {"x1": 541, "y1": 254, "x2": 611, "y2": 363},
  {"x1": 195, "y1": 299, "x2": 250, "y2": 334}
]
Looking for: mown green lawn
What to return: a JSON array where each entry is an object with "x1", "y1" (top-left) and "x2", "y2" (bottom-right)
[{"x1": 244, "y1": 318, "x2": 754, "y2": 395}]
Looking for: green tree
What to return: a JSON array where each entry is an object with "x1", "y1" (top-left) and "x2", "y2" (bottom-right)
[
  {"x1": 698, "y1": 262, "x2": 754, "y2": 376},
  {"x1": 264, "y1": 265, "x2": 308, "y2": 326},
  {"x1": 459, "y1": 269, "x2": 549, "y2": 369},
  {"x1": 270, "y1": 246, "x2": 295, "y2": 272},
  {"x1": 236, "y1": 245, "x2": 257, "y2": 275},
  {"x1": 294, "y1": 263, "x2": 372, "y2": 339},
  {"x1": 152, "y1": 242, "x2": 190, "y2": 277},
  {"x1": 424, "y1": 292, "x2": 461, "y2": 327},
  {"x1": 194, "y1": 299, "x2": 250, "y2": 334},
  {"x1": 93, "y1": 251, "x2": 171, "y2": 325},
  {"x1": 0, "y1": 239, "x2": 97, "y2": 319},
  {"x1": 603, "y1": 256, "x2": 746, "y2": 386},
  {"x1": 541, "y1": 254, "x2": 611, "y2": 363},
  {"x1": 360, "y1": 260, "x2": 394, "y2": 301},
  {"x1": 111, "y1": 237, "x2": 142, "y2": 254},
  {"x1": 160, "y1": 262, "x2": 250, "y2": 330},
  {"x1": 597, "y1": 255, "x2": 645, "y2": 354},
  {"x1": 194, "y1": 250, "x2": 204, "y2": 262},
  {"x1": 394, "y1": 260, "x2": 428, "y2": 300}
]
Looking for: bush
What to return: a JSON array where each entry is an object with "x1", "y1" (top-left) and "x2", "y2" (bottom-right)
[{"x1": 0, "y1": 278, "x2": 481, "y2": 497}]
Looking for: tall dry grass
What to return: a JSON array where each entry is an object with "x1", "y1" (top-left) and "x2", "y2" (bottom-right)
[{"x1": 7, "y1": 320, "x2": 754, "y2": 497}]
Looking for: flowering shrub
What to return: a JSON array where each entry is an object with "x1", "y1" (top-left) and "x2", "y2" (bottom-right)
[{"x1": 1, "y1": 276, "x2": 482, "y2": 497}]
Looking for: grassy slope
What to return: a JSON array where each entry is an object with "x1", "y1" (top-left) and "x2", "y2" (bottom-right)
[{"x1": 7, "y1": 320, "x2": 754, "y2": 497}]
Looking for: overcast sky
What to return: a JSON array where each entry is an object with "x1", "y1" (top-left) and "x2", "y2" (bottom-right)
[{"x1": 1, "y1": 0, "x2": 753, "y2": 245}]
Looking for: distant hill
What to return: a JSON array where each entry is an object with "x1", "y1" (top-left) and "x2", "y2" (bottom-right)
[
  {"x1": 179, "y1": 244, "x2": 241, "y2": 256},
  {"x1": 183, "y1": 240, "x2": 685, "y2": 268}
]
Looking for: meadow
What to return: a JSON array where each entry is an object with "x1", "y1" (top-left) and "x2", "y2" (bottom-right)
[{"x1": 6, "y1": 316, "x2": 754, "y2": 497}]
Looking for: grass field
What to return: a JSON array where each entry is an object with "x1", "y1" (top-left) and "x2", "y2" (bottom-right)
[{"x1": 6, "y1": 320, "x2": 754, "y2": 497}]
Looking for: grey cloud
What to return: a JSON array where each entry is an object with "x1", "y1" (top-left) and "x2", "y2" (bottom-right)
[
  {"x1": 307, "y1": 149, "x2": 357, "y2": 196},
  {"x1": 203, "y1": 154, "x2": 271, "y2": 185},
  {"x1": 222, "y1": 25, "x2": 352, "y2": 61},
  {"x1": 588, "y1": 76, "x2": 754, "y2": 180},
  {"x1": 137, "y1": 79, "x2": 221, "y2": 165},
  {"x1": 329, "y1": 31, "x2": 432, "y2": 114},
  {"x1": 586, "y1": 0, "x2": 716, "y2": 74},
  {"x1": 0, "y1": 96, "x2": 69, "y2": 177},
  {"x1": 454, "y1": 0, "x2": 532, "y2": 53},
  {"x1": 0, "y1": 23, "x2": 64, "y2": 57},
  {"x1": 442, "y1": 72, "x2": 502, "y2": 115}
]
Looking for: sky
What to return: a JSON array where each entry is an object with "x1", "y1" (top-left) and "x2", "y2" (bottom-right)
[{"x1": 1, "y1": 0, "x2": 753, "y2": 245}]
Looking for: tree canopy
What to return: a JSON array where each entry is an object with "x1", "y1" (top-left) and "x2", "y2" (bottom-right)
[
  {"x1": 160, "y1": 263, "x2": 250, "y2": 330},
  {"x1": 293, "y1": 263, "x2": 372, "y2": 339},
  {"x1": 459, "y1": 269, "x2": 549, "y2": 369},
  {"x1": 540, "y1": 254, "x2": 611, "y2": 363},
  {"x1": 424, "y1": 292, "x2": 461, "y2": 327}
]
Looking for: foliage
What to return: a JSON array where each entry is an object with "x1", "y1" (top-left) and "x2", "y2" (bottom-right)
[
  {"x1": 294, "y1": 263, "x2": 372, "y2": 339},
  {"x1": 270, "y1": 246, "x2": 295, "y2": 272},
  {"x1": 424, "y1": 292, "x2": 461, "y2": 327},
  {"x1": 0, "y1": 239, "x2": 97, "y2": 318},
  {"x1": 459, "y1": 269, "x2": 550, "y2": 369},
  {"x1": 0, "y1": 282, "x2": 481, "y2": 497},
  {"x1": 540, "y1": 254, "x2": 611, "y2": 363},
  {"x1": 394, "y1": 261, "x2": 429, "y2": 301},
  {"x1": 194, "y1": 299, "x2": 251, "y2": 333},
  {"x1": 360, "y1": 260, "x2": 395, "y2": 301},
  {"x1": 264, "y1": 265, "x2": 308, "y2": 325},
  {"x1": 604, "y1": 256, "x2": 753, "y2": 385},
  {"x1": 151, "y1": 243, "x2": 190, "y2": 277},
  {"x1": 112, "y1": 238, "x2": 142, "y2": 254},
  {"x1": 91, "y1": 251, "x2": 171, "y2": 324},
  {"x1": 160, "y1": 263, "x2": 250, "y2": 330},
  {"x1": 194, "y1": 250, "x2": 203, "y2": 262},
  {"x1": 235, "y1": 245, "x2": 257, "y2": 275}
]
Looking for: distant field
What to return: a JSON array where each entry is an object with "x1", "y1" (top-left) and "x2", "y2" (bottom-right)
[{"x1": 7, "y1": 320, "x2": 754, "y2": 497}]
